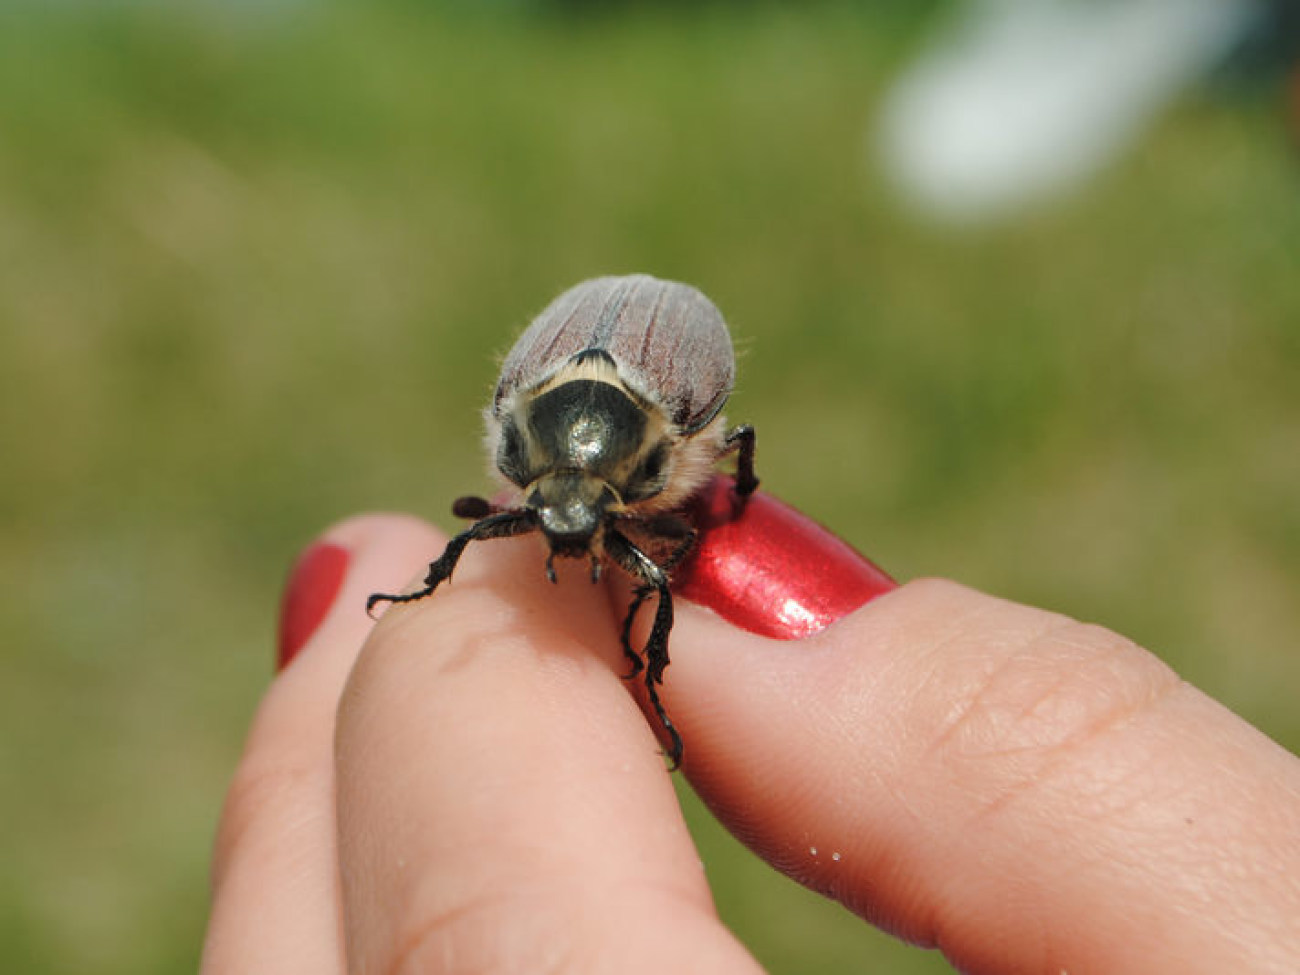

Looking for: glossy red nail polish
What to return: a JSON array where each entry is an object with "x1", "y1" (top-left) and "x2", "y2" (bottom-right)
[
  {"x1": 673, "y1": 476, "x2": 896, "y2": 639},
  {"x1": 277, "y1": 541, "x2": 350, "y2": 670}
]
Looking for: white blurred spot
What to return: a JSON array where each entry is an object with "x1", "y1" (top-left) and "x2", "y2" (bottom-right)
[{"x1": 877, "y1": 0, "x2": 1264, "y2": 223}]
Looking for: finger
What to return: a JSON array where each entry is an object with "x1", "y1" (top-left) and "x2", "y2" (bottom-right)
[
  {"x1": 667, "y1": 579, "x2": 1300, "y2": 974},
  {"x1": 335, "y1": 531, "x2": 765, "y2": 975},
  {"x1": 202, "y1": 514, "x2": 446, "y2": 975}
]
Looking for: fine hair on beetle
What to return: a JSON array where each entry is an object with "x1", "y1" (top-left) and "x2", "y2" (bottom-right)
[{"x1": 368, "y1": 274, "x2": 758, "y2": 768}]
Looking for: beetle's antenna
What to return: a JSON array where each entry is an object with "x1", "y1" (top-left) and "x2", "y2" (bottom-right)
[
  {"x1": 367, "y1": 509, "x2": 537, "y2": 618},
  {"x1": 452, "y1": 495, "x2": 496, "y2": 520}
]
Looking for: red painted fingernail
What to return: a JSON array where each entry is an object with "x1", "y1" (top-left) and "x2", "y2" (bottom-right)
[
  {"x1": 674, "y1": 476, "x2": 896, "y2": 639},
  {"x1": 277, "y1": 541, "x2": 350, "y2": 671}
]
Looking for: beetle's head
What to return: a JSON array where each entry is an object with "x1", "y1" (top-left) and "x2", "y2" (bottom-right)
[
  {"x1": 526, "y1": 471, "x2": 618, "y2": 559},
  {"x1": 494, "y1": 353, "x2": 685, "y2": 583}
]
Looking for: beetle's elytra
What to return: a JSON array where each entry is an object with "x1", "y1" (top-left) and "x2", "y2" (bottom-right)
[{"x1": 368, "y1": 274, "x2": 758, "y2": 768}]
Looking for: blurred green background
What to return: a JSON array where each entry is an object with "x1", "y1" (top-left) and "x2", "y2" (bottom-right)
[{"x1": 1, "y1": 2, "x2": 1297, "y2": 972}]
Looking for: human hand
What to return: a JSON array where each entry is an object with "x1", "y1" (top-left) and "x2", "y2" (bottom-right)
[{"x1": 201, "y1": 498, "x2": 1300, "y2": 974}]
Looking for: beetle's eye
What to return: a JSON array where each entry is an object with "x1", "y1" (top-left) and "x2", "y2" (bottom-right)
[
  {"x1": 623, "y1": 443, "x2": 672, "y2": 502},
  {"x1": 631, "y1": 443, "x2": 669, "y2": 493},
  {"x1": 642, "y1": 447, "x2": 665, "y2": 482},
  {"x1": 497, "y1": 420, "x2": 530, "y2": 485}
]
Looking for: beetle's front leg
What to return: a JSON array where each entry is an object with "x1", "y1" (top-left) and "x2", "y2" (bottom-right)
[
  {"x1": 606, "y1": 529, "x2": 682, "y2": 769},
  {"x1": 619, "y1": 586, "x2": 652, "y2": 679},
  {"x1": 613, "y1": 512, "x2": 696, "y2": 680},
  {"x1": 366, "y1": 509, "x2": 536, "y2": 617},
  {"x1": 640, "y1": 512, "x2": 699, "y2": 574}
]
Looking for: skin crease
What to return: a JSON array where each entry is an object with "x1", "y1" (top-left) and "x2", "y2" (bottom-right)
[{"x1": 203, "y1": 514, "x2": 1300, "y2": 975}]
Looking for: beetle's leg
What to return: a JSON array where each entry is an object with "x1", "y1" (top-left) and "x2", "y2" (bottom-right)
[
  {"x1": 612, "y1": 512, "x2": 695, "y2": 680},
  {"x1": 618, "y1": 587, "x2": 651, "y2": 679},
  {"x1": 723, "y1": 424, "x2": 759, "y2": 497},
  {"x1": 613, "y1": 512, "x2": 699, "y2": 573},
  {"x1": 451, "y1": 495, "x2": 497, "y2": 520},
  {"x1": 606, "y1": 530, "x2": 682, "y2": 769},
  {"x1": 625, "y1": 512, "x2": 698, "y2": 573},
  {"x1": 367, "y1": 509, "x2": 536, "y2": 617},
  {"x1": 659, "y1": 516, "x2": 699, "y2": 573}
]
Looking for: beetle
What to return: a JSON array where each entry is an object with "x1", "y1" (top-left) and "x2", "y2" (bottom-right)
[{"x1": 367, "y1": 274, "x2": 758, "y2": 767}]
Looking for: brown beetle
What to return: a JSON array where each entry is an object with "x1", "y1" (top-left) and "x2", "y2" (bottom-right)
[{"x1": 368, "y1": 274, "x2": 757, "y2": 767}]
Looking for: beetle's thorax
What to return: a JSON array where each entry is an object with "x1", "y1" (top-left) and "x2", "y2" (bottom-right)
[{"x1": 493, "y1": 351, "x2": 666, "y2": 482}]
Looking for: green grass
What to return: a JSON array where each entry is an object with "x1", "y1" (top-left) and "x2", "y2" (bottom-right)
[{"x1": 1, "y1": 3, "x2": 1297, "y2": 973}]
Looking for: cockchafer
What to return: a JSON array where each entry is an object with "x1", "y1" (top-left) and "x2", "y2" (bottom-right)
[{"x1": 368, "y1": 274, "x2": 758, "y2": 767}]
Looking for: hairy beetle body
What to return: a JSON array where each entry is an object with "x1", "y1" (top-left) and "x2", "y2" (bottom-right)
[{"x1": 369, "y1": 274, "x2": 758, "y2": 767}]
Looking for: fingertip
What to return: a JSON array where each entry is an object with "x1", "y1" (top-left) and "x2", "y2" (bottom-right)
[
  {"x1": 332, "y1": 534, "x2": 727, "y2": 975},
  {"x1": 206, "y1": 512, "x2": 448, "y2": 975},
  {"x1": 673, "y1": 476, "x2": 897, "y2": 640},
  {"x1": 278, "y1": 541, "x2": 350, "y2": 670},
  {"x1": 668, "y1": 580, "x2": 1300, "y2": 972},
  {"x1": 274, "y1": 512, "x2": 447, "y2": 673},
  {"x1": 221, "y1": 510, "x2": 451, "y2": 880}
]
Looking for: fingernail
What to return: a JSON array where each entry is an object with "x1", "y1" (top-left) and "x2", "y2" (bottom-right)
[
  {"x1": 277, "y1": 541, "x2": 350, "y2": 671},
  {"x1": 674, "y1": 476, "x2": 896, "y2": 639}
]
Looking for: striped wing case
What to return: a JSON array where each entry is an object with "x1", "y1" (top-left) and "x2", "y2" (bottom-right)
[{"x1": 493, "y1": 275, "x2": 735, "y2": 434}]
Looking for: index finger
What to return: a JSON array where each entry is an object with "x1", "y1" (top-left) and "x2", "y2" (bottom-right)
[
  {"x1": 667, "y1": 578, "x2": 1300, "y2": 974},
  {"x1": 334, "y1": 530, "x2": 764, "y2": 974}
]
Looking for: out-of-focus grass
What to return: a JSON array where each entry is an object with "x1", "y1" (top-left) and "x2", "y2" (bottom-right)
[{"x1": 1, "y1": 3, "x2": 1296, "y2": 973}]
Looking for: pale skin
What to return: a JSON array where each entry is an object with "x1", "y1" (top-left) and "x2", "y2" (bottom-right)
[{"x1": 202, "y1": 513, "x2": 1300, "y2": 975}]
